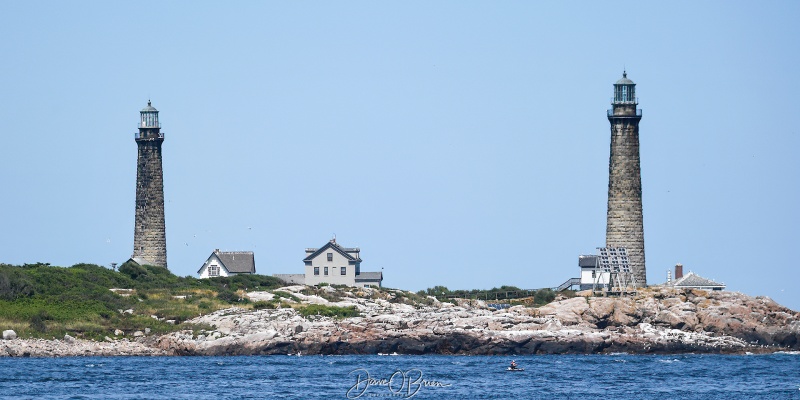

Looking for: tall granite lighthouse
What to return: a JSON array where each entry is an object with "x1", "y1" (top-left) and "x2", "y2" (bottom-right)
[
  {"x1": 132, "y1": 101, "x2": 167, "y2": 268},
  {"x1": 606, "y1": 72, "x2": 646, "y2": 286}
]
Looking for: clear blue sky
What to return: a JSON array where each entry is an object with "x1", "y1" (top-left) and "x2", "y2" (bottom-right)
[{"x1": 1, "y1": 2, "x2": 798, "y2": 310}]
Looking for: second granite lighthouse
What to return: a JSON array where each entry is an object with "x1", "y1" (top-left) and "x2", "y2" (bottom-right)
[
  {"x1": 606, "y1": 72, "x2": 646, "y2": 286},
  {"x1": 132, "y1": 101, "x2": 167, "y2": 268}
]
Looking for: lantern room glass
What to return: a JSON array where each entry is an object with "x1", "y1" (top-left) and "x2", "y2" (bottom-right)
[
  {"x1": 614, "y1": 84, "x2": 635, "y2": 103},
  {"x1": 141, "y1": 111, "x2": 158, "y2": 128},
  {"x1": 140, "y1": 101, "x2": 159, "y2": 128}
]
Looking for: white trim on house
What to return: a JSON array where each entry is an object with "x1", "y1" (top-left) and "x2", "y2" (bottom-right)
[
  {"x1": 198, "y1": 250, "x2": 256, "y2": 279},
  {"x1": 198, "y1": 254, "x2": 230, "y2": 278}
]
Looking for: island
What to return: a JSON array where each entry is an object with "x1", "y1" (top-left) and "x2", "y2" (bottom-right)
[{"x1": 1, "y1": 264, "x2": 798, "y2": 357}]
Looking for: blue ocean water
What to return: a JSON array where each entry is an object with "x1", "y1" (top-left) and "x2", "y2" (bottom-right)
[{"x1": 0, "y1": 353, "x2": 798, "y2": 399}]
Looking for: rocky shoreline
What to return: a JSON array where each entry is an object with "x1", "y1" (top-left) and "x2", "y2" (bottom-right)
[{"x1": 2, "y1": 286, "x2": 798, "y2": 357}]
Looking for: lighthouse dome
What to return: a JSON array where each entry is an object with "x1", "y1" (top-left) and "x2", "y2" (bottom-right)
[
  {"x1": 615, "y1": 72, "x2": 634, "y2": 85},
  {"x1": 141, "y1": 100, "x2": 158, "y2": 112}
]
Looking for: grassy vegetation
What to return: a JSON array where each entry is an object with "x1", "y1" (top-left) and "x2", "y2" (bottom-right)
[
  {"x1": 298, "y1": 304, "x2": 360, "y2": 319},
  {"x1": 386, "y1": 289, "x2": 436, "y2": 307},
  {"x1": 300, "y1": 286, "x2": 344, "y2": 302},
  {"x1": 416, "y1": 285, "x2": 568, "y2": 306},
  {"x1": 0, "y1": 261, "x2": 572, "y2": 340},
  {"x1": 272, "y1": 291, "x2": 301, "y2": 302},
  {"x1": 0, "y1": 262, "x2": 284, "y2": 340}
]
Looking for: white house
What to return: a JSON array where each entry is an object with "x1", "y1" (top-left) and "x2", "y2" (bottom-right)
[
  {"x1": 273, "y1": 238, "x2": 383, "y2": 288},
  {"x1": 578, "y1": 254, "x2": 610, "y2": 290},
  {"x1": 197, "y1": 249, "x2": 256, "y2": 278}
]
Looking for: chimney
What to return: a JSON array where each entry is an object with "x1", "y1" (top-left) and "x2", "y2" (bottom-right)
[
  {"x1": 215, "y1": 249, "x2": 220, "y2": 254},
  {"x1": 675, "y1": 263, "x2": 683, "y2": 280}
]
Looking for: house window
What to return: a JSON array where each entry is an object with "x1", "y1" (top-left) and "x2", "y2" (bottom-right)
[
  {"x1": 340, "y1": 266, "x2": 346, "y2": 275},
  {"x1": 314, "y1": 267, "x2": 319, "y2": 275},
  {"x1": 324, "y1": 267, "x2": 328, "y2": 275},
  {"x1": 327, "y1": 253, "x2": 333, "y2": 262},
  {"x1": 209, "y1": 265, "x2": 219, "y2": 277}
]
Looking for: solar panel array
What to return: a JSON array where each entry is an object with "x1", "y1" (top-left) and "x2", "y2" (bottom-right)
[{"x1": 597, "y1": 247, "x2": 631, "y2": 273}]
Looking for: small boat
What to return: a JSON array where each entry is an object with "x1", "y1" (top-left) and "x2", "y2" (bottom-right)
[{"x1": 506, "y1": 367, "x2": 525, "y2": 372}]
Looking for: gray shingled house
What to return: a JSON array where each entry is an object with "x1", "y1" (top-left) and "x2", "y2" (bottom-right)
[
  {"x1": 669, "y1": 271, "x2": 725, "y2": 291},
  {"x1": 198, "y1": 249, "x2": 256, "y2": 278},
  {"x1": 664, "y1": 263, "x2": 725, "y2": 290},
  {"x1": 273, "y1": 238, "x2": 383, "y2": 288}
]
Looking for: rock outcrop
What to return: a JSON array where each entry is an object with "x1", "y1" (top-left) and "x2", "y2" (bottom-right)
[
  {"x1": 0, "y1": 337, "x2": 170, "y2": 357},
  {"x1": 152, "y1": 287, "x2": 799, "y2": 356},
  {"x1": 2, "y1": 287, "x2": 798, "y2": 357}
]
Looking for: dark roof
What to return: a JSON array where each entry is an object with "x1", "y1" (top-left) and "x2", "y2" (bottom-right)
[
  {"x1": 198, "y1": 250, "x2": 256, "y2": 274},
  {"x1": 355, "y1": 271, "x2": 383, "y2": 282},
  {"x1": 672, "y1": 272, "x2": 725, "y2": 288},
  {"x1": 303, "y1": 240, "x2": 361, "y2": 263},
  {"x1": 615, "y1": 71, "x2": 635, "y2": 85},
  {"x1": 579, "y1": 255, "x2": 598, "y2": 268}
]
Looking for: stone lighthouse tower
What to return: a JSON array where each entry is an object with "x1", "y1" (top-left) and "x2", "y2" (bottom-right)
[
  {"x1": 132, "y1": 101, "x2": 167, "y2": 268},
  {"x1": 606, "y1": 72, "x2": 646, "y2": 286}
]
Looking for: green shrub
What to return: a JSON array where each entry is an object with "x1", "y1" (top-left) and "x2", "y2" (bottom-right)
[
  {"x1": 216, "y1": 289, "x2": 240, "y2": 303},
  {"x1": 394, "y1": 291, "x2": 434, "y2": 307},
  {"x1": 272, "y1": 291, "x2": 300, "y2": 302},
  {"x1": 298, "y1": 304, "x2": 359, "y2": 319},
  {"x1": 533, "y1": 288, "x2": 556, "y2": 305},
  {"x1": 0, "y1": 268, "x2": 35, "y2": 300},
  {"x1": 204, "y1": 275, "x2": 283, "y2": 293},
  {"x1": 29, "y1": 309, "x2": 50, "y2": 332},
  {"x1": 118, "y1": 261, "x2": 150, "y2": 281},
  {"x1": 252, "y1": 300, "x2": 276, "y2": 310},
  {"x1": 421, "y1": 285, "x2": 451, "y2": 297}
]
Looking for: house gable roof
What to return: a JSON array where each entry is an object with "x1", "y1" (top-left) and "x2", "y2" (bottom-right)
[
  {"x1": 672, "y1": 271, "x2": 724, "y2": 288},
  {"x1": 128, "y1": 256, "x2": 153, "y2": 266},
  {"x1": 198, "y1": 253, "x2": 222, "y2": 274},
  {"x1": 303, "y1": 240, "x2": 361, "y2": 263},
  {"x1": 198, "y1": 251, "x2": 256, "y2": 274}
]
